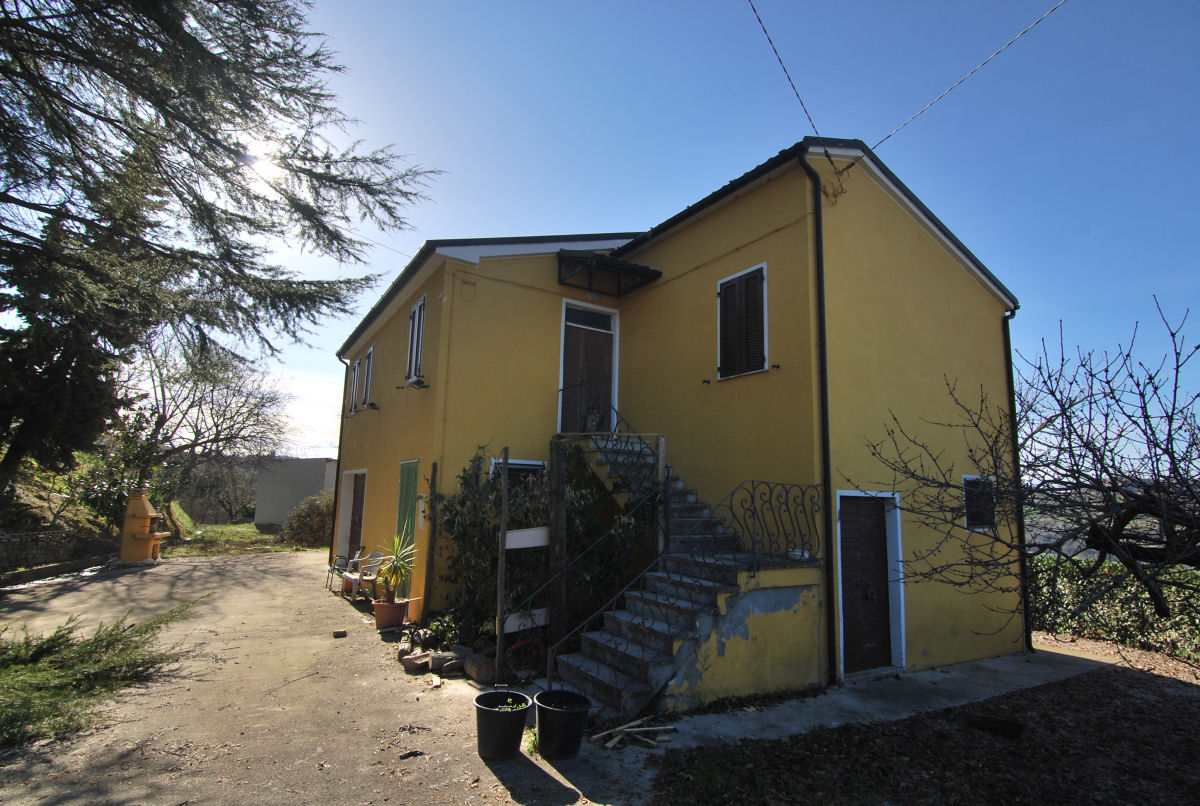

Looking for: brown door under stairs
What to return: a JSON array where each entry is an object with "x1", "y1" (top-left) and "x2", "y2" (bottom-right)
[{"x1": 840, "y1": 495, "x2": 892, "y2": 674}]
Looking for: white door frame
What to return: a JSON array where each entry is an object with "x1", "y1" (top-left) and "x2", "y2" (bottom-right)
[
  {"x1": 336, "y1": 468, "x2": 367, "y2": 558},
  {"x1": 834, "y1": 489, "x2": 906, "y2": 678},
  {"x1": 557, "y1": 298, "x2": 620, "y2": 431}
]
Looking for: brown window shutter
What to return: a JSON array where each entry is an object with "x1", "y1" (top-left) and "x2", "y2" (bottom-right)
[
  {"x1": 719, "y1": 267, "x2": 765, "y2": 378},
  {"x1": 719, "y1": 278, "x2": 741, "y2": 377},
  {"x1": 743, "y1": 268, "x2": 764, "y2": 372}
]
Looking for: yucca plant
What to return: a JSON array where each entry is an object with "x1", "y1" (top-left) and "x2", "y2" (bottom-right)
[{"x1": 375, "y1": 520, "x2": 416, "y2": 604}]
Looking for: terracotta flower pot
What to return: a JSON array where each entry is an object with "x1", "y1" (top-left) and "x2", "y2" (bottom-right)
[{"x1": 373, "y1": 599, "x2": 408, "y2": 630}]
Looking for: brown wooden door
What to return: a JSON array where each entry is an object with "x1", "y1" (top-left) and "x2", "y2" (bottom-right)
[
  {"x1": 841, "y1": 496, "x2": 892, "y2": 673},
  {"x1": 348, "y1": 473, "x2": 366, "y2": 557},
  {"x1": 560, "y1": 314, "x2": 613, "y2": 433}
]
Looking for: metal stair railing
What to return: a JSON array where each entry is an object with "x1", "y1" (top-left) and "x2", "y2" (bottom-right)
[
  {"x1": 544, "y1": 478, "x2": 823, "y2": 721},
  {"x1": 707, "y1": 480, "x2": 823, "y2": 568},
  {"x1": 494, "y1": 397, "x2": 665, "y2": 684}
]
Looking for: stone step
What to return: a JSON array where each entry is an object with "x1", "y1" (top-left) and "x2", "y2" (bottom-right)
[
  {"x1": 555, "y1": 652, "x2": 647, "y2": 723},
  {"x1": 643, "y1": 570, "x2": 737, "y2": 608},
  {"x1": 581, "y1": 630, "x2": 673, "y2": 684},
  {"x1": 669, "y1": 487, "x2": 697, "y2": 504},
  {"x1": 668, "y1": 533, "x2": 741, "y2": 553},
  {"x1": 625, "y1": 588, "x2": 712, "y2": 630},
  {"x1": 668, "y1": 501, "x2": 711, "y2": 519},
  {"x1": 661, "y1": 551, "x2": 747, "y2": 586},
  {"x1": 603, "y1": 609, "x2": 679, "y2": 656},
  {"x1": 597, "y1": 446, "x2": 662, "y2": 465},
  {"x1": 669, "y1": 515, "x2": 726, "y2": 534},
  {"x1": 589, "y1": 435, "x2": 655, "y2": 456}
]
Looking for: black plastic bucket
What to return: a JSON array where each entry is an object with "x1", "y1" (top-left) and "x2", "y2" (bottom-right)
[
  {"x1": 534, "y1": 689, "x2": 590, "y2": 760},
  {"x1": 474, "y1": 690, "x2": 531, "y2": 761}
]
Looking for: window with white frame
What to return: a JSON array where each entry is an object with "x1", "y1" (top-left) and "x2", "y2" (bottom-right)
[
  {"x1": 348, "y1": 358, "x2": 361, "y2": 414},
  {"x1": 489, "y1": 458, "x2": 546, "y2": 489},
  {"x1": 963, "y1": 476, "x2": 996, "y2": 530},
  {"x1": 406, "y1": 296, "x2": 426, "y2": 383},
  {"x1": 718, "y1": 264, "x2": 767, "y2": 379},
  {"x1": 361, "y1": 346, "x2": 374, "y2": 407}
]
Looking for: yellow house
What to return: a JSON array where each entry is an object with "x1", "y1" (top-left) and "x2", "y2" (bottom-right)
[{"x1": 332, "y1": 137, "x2": 1024, "y2": 717}]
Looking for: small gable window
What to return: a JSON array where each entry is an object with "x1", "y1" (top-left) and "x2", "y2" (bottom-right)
[
  {"x1": 718, "y1": 265, "x2": 767, "y2": 379},
  {"x1": 964, "y1": 476, "x2": 996, "y2": 530},
  {"x1": 361, "y1": 346, "x2": 374, "y2": 407},
  {"x1": 406, "y1": 296, "x2": 426, "y2": 383},
  {"x1": 348, "y1": 358, "x2": 361, "y2": 414}
]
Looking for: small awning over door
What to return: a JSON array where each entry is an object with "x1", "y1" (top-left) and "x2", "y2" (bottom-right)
[{"x1": 557, "y1": 250, "x2": 660, "y2": 298}]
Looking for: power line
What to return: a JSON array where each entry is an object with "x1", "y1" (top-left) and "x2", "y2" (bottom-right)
[
  {"x1": 358, "y1": 234, "x2": 413, "y2": 261},
  {"x1": 745, "y1": 0, "x2": 840, "y2": 178},
  {"x1": 872, "y1": 0, "x2": 1070, "y2": 151},
  {"x1": 746, "y1": 0, "x2": 823, "y2": 139}
]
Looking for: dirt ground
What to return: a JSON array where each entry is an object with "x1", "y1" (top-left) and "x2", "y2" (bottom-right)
[
  {"x1": 0, "y1": 552, "x2": 650, "y2": 805},
  {"x1": 3, "y1": 552, "x2": 1176, "y2": 806}
]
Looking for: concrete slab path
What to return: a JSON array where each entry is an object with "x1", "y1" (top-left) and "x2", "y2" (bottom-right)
[{"x1": 0, "y1": 551, "x2": 1111, "y2": 805}]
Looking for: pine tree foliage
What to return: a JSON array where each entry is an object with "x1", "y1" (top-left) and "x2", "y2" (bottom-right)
[{"x1": 0, "y1": 1, "x2": 432, "y2": 494}]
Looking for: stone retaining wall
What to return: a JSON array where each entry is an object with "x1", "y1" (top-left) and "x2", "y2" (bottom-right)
[{"x1": 0, "y1": 529, "x2": 96, "y2": 573}]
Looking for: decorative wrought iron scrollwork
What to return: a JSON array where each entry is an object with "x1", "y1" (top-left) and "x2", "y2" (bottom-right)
[{"x1": 714, "y1": 480, "x2": 822, "y2": 565}]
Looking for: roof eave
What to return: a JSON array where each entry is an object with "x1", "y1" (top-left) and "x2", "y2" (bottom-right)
[{"x1": 337, "y1": 232, "x2": 642, "y2": 357}]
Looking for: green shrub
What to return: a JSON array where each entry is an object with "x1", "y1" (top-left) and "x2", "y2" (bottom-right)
[
  {"x1": 1028, "y1": 554, "x2": 1200, "y2": 663},
  {"x1": 433, "y1": 444, "x2": 653, "y2": 652},
  {"x1": 0, "y1": 600, "x2": 199, "y2": 747},
  {"x1": 434, "y1": 449, "x2": 551, "y2": 648},
  {"x1": 281, "y1": 489, "x2": 334, "y2": 547}
]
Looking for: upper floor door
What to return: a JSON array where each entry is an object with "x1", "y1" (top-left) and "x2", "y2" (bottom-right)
[{"x1": 559, "y1": 304, "x2": 616, "y2": 433}]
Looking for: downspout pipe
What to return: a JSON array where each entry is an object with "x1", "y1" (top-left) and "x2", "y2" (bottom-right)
[
  {"x1": 1002, "y1": 309, "x2": 1033, "y2": 653},
  {"x1": 328, "y1": 356, "x2": 351, "y2": 566},
  {"x1": 800, "y1": 147, "x2": 839, "y2": 685}
]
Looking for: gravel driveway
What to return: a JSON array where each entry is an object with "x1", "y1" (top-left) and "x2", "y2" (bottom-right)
[{"x1": 0, "y1": 552, "x2": 650, "y2": 805}]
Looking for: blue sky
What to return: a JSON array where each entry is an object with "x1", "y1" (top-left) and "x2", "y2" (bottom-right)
[{"x1": 275, "y1": 0, "x2": 1200, "y2": 455}]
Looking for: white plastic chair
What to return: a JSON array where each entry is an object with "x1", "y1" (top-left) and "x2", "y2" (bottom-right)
[{"x1": 342, "y1": 551, "x2": 385, "y2": 600}]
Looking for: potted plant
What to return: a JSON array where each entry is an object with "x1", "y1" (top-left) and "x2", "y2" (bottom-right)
[
  {"x1": 373, "y1": 521, "x2": 416, "y2": 630},
  {"x1": 474, "y1": 689, "x2": 532, "y2": 761},
  {"x1": 533, "y1": 689, "x2": 590, "y2": 759}
]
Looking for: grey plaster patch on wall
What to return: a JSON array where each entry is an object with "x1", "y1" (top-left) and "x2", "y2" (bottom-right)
[
  {"x1": 664, "y1": 583, "x2": 820, "y2": 707},
  {"x1": 714, "y1": 585, "x2": 815, "y2": 655}
]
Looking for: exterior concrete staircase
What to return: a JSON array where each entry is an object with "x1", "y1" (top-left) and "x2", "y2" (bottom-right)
[{"x1": 554, "y1": 436, "x2": 747, "y2": 722}]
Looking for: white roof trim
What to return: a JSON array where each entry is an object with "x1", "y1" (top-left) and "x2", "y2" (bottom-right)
[
  {"x1": 435, "y1": 237, "x2": 632, "y2": 266},
  {"x1": 807, "y1": 146, "x2": 1017, "y2": 309}
]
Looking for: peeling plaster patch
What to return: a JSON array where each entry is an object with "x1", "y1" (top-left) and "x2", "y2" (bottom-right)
[
  {"x1": 665, "y1": 583, "x2": 823, "y2": 709},
  {"x1": 714, "y1": 586, "x2": 814, "y2": 657}
]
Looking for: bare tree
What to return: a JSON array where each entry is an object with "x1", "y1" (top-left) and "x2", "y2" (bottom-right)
[
  {"x1": 862, "y1": 303, "x2": 1200, "y2": 629},
  {"x1": 84, "y1": 334, "x2": 292, "y2": 529},
  {"x1": 133, "y1": 338, "x2": 292, "y2": 481},
  {"x1": 178, "y1": 459, "x2": 260, "y2": 524}
]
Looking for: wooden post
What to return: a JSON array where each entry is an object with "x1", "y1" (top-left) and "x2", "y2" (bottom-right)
[
  {"x1": 494, "y1": 447, "x2": 510, "y2": 684},
  {"x1": 657, "y1": 435, "x2": 668, "y2": 554},
  {"x1": 549, "y1": 437, "x2": 567, "y2": 643},
  {"x1": 420, "y1": 462, "x2": 438, "y2": 625}
]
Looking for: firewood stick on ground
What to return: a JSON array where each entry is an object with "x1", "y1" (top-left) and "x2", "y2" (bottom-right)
[{"x1": 590, "y1": 716, "x2": 650, "y2": 741}]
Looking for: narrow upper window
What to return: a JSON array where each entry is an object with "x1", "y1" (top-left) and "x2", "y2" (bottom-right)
[
  {"x1": 406, "y1": 296, "x2": 426, "y2": 383},
  {"x1": 718, "y1": 265, "x2": 766, "y2": 379},
  {"x1": 964, "y1": 476, "x2": 996, "y2": 530},
  {"x1": 348, "y1": 358, "x2": 361, "y2": 414},
  {"x1": 362, "y1": 346, "x2": 374, "y2": 407}
]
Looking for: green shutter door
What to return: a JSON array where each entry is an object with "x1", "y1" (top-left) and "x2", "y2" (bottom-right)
[{"x1": 396, "y1": 460, "x2": 419, "y2": 538}]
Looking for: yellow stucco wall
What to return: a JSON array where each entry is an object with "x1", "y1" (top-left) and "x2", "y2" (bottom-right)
[
  {"x1": 336, "y1": 262, "x2": 445, "y2": 621},
  {"x1": 618, "y1": 167, "x2": 822, "y2": 507},
  {"x1": 333, "y1": 146, "x2": 1022, "y2": 683},
  {"x1": 338, "y1": 249, "x2": 624, "y2": 616},
  {"x1": 812, "y1": 154, "x2": 1024, "y2": 671},
  {"x1": 663, "y1": 565, "x2": 825, "y2": 708}
]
